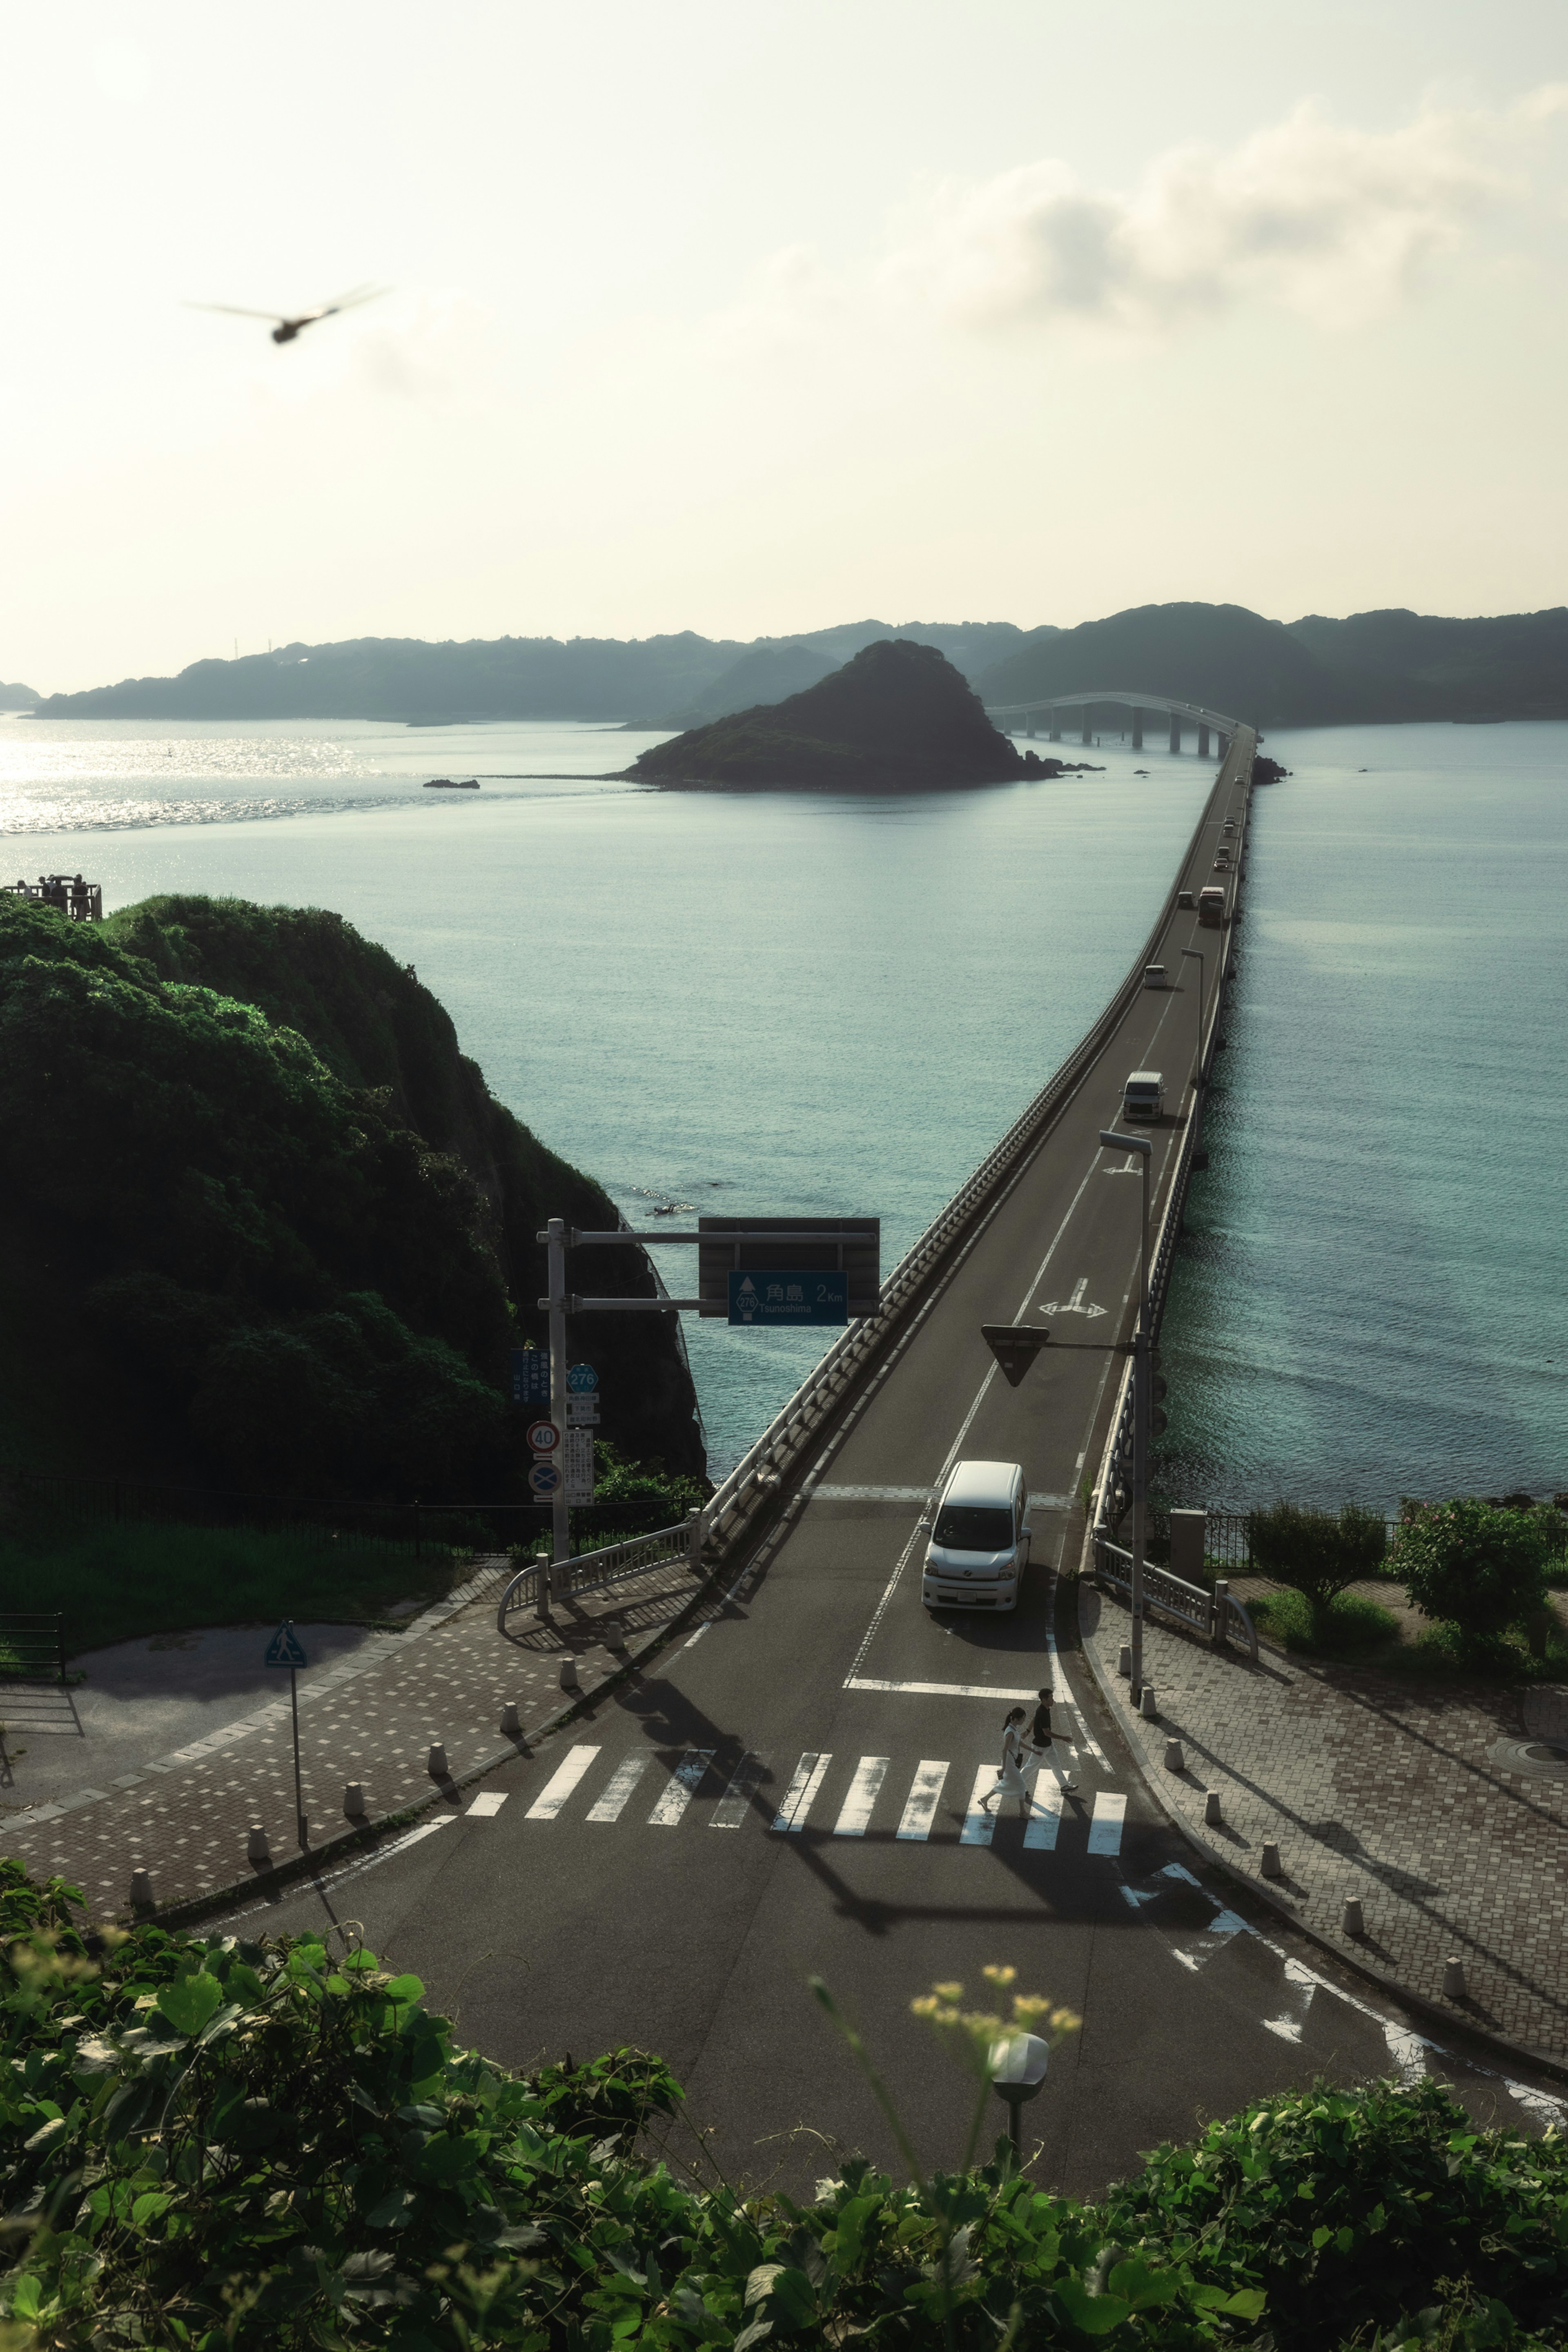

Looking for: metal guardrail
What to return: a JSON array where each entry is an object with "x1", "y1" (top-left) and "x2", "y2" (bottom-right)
[
  {"x1": 497, "y1": 1517, "x2": 700, "y2": 1628},
  {"x1": 0, "y1": 1615, "x2": 67, "y2": 1684},
  {"x1": 1093, "y1": 1535, "x2": 1258, "y2": 1664},
  {"x1": 693, "y1": 756, "x2": 1244, "y2": 1558},
  {"x1": 1092, "y1": 750, "x2": 1252, "y2": 1543}
]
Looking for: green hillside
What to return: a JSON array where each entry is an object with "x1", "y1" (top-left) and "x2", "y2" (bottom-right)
[
  {"x1": 0, "y1": 895, "x2": 703, "y2": 1498},
  {"x1": 630, "y1": 637, "x2": 1050, "y2": 788}
]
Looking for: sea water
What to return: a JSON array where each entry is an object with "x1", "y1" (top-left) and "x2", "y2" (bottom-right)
[{"x1": 2, "y1": 713, "x2": 1563, "y2": 1503}]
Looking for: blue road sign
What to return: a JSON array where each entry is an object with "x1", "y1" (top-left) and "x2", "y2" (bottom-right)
[
  {"x1": 728, "y1": 1270, "x2": 848, "y2": 1327},
  {"x1": 566, "y1": 1361, "x2": 599, "y2": 1394},
  {"x1": 511, "y1": 1350, "x2": 551, "y2": 1406},
  {"x1": 528, "y1": 1460, "x2": 563, "y2": 1497},
  {"x1": 264, "y1": 1621, "x2": 308, "y2": 1668}
]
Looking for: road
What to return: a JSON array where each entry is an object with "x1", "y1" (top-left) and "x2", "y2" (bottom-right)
[{"x1": 240, "y1": 742, "x2": 1564, "y2": 2194}]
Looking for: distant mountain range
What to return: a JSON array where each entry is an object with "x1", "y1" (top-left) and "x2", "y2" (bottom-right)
[
  {"x1": 0, "y1": 682, "x2": 38, "y2": 709},
  {"x1": 14, "y1": 603, "x2": 1568, "y2": 725}
]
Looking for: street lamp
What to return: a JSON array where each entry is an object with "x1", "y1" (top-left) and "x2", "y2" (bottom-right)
[
  {"x1": 1098, "y1": 1128, "x2": 1152, "y2": 1700},
  {"x1": 1180, "y1": 946, "x2": 1205, "y2": 1093},
  {"x1": 990, "y1": 2031, "x2": 1052, "y2": 2160}
]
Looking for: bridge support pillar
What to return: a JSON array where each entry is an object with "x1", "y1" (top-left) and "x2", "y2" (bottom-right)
[
  {"x1": 1169, "y1": 714, "x2": 1181, "y2": 753},
  {"x1": 1025, "y1": 714, "x2": 1035, "y2": 738},
  {"x1": 1198, "y1": 724, "x2": 1209, "y2": 757},
  {"x1": 1216, "y1": 731, "x2": 1229, "y2": 759},
  {"x1": 1049, "y1": 710, "x2": 1061, "y2": 741},
  {"x1": 1131, "y1": 709, "x2": 1143, "y2": 749},
  {"x1": 1081, "y1": 709, "x2": 1093, "y2": 745}
]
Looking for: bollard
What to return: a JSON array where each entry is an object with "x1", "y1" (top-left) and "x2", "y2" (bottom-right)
[
  {"x1": 246, "y1": 1822, "x2": 271, "y2": 1864},
  {"x1": 129, "y1": 1866, "x2": 154, "y2": 1909},
  {"x1": 500, "y1": 1701, "x2": 521, "y2": 1737},
  {"x1": 1204, "y1": 1789, "x2": 1223, "y2": 1826},
  {"x1": 343, "y1": 1782, "x2": 367, "y2": 1817},
  {"x1": 603, "y1": 1619, "x2": 624, "y2": 1652},
  {"x1": 1442, "y1": 1957, "x2": 1467, "y2": 2000},
  {"x1": 559, "y1": 1656, "x2": 580, "y2": 1693},
  {"x1": 1163, "y1": 1739, "x2": 1185, "y2": 1773},
  {"x1": 1212, "y1": 1579, "x2": 1230, "y2": 1647},
  {"x1": 1118, "y1": 1644, "x2": 1132, "y2": 1678},
  {"x1": 1342, "y1": 1896, "x2": 1365, "y2": 1938},
  {"x1": 426, "y1": 1743, "x2": 448, "y2": 1778},
  {"x1": 1140, "y1": 1686, "x2": 1158, "y2": 1721},
  {"x1": 1260, "y1": 1840, "x2": 1282, "y2": 1879}
]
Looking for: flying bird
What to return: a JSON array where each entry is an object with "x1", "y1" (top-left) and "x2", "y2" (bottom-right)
[{"x1": 186, "y1": 284, "x2": 387, "y2": 344}]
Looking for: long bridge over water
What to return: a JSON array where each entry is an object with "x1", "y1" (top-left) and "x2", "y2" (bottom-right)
[{"x1": 987, "y1": 686, "x2": 1241, "y2": 760}]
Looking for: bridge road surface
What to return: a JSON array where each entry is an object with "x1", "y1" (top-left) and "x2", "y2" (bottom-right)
[{"x1": 243, "y1": 740, "x2": 1564, "y2": 2192}]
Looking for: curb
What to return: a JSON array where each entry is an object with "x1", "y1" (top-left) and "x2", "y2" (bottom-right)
[
  {"x1": 127, "y1": 1568, "x2": 722, "y2": 1933},
  {"x1": 1073, "y1": 1560, "x2": 1568, "y2": 2092}
]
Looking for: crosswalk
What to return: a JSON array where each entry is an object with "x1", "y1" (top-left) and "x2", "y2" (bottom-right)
[{"x1": 519, "y1": 1744, "x2": 1128, "y2": 1855}]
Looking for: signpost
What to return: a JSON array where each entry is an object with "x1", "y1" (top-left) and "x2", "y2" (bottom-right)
[
  {"x1": 264, "y1": 1620, "x2": 309, "y2": 1850},
  {"x1": 510, "y1": 1350, "x2": 551, "y2": 1407},
  {"x1": 566, "y1": 1362, "x2": 599, "y2": 1394},
  {"x1": 728, "y1": 1270, "x2": 848, "y2": 1327},
  {"x1": 525, "y1": 1419, "x2": 561, "y2": 1456},
  {"x1": 562, "y1": 1425, "x2": 595, "y2": 1503},
  {"x1": 528, "y1": 1461, "x2": 562, "y2": 1498}
]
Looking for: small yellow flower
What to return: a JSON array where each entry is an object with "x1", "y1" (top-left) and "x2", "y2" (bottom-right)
[
  {"x1": 982, "y1": 1963, "x2": 1017, "y2": 1989},
  {"x1": 931, "y1": 1981, "x2": 964, "y2": 2000}
]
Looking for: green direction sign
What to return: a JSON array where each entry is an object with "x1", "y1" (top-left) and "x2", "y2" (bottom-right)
[
  {"x1": 264, "y1": 1621, "x2": 308, "y2": 1668},
  {"x1": 729, "y1": 1270, "x2": 847, "y2": 1327}
]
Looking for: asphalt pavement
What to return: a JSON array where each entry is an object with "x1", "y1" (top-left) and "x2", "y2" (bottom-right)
[{"x1": 237, "y1": 747, "x2": 1567, "y2": 2194}]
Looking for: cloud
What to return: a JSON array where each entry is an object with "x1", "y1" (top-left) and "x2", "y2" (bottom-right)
[{"x1": 880, "y1": 87, "x2": 1568, "y2": 336}]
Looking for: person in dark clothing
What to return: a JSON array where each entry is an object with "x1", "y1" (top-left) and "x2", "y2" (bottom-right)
[{"x1": 1029, "y1": 1684, "x2": 1078, "y2": 1793}]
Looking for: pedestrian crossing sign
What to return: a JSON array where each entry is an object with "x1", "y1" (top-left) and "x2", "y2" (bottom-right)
[{"x1": 264, "y1": 1621, "x2": 308, "y2": 1668}]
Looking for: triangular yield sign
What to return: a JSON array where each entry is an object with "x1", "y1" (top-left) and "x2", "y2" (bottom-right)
[{"x1": 981, "y1": 1323, "x2": 1051, "y2": 1388}]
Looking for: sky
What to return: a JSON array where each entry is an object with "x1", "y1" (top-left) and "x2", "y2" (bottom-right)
[{"x1": 4, "y1": 1, "x2": 1566, "y2": 691}]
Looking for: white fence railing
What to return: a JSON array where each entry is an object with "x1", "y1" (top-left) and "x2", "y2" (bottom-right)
[
  {"x1": 1092, "y1": 1533, "x2": 1258, "y2": 1664},
  {"x1": 497, "y1": 1517, "x2": 701, "y2": 1629}
]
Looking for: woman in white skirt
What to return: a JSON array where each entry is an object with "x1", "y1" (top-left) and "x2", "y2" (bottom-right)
[{"x1": 984, "y1": 1706, "x2": 1040, "y2": 1815}]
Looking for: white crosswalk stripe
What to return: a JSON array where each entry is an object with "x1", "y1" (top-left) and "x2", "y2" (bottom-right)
[
  {"x1": 586, "y1": 1754, "x2": 651, "y2": 1823},
  {"x1": 896, "y1": 1760, "x2": 950, "y2": 1840},
  {"x1": 710, "y1": 1752, "x2": 768, "y2": 1828},
  {"x1": 1087, "y1": 1791, "x2": 1126, "y2": 1854},
  {"x1": 526, "y1": 1745, "x2": 601, "y2": 1820},
  {"x1": 648, "y1": 1748, "x2": 714, "y2": 1826},
  {"x1": 834, "y1": 1757, "x2": 890, "y2": 1836},
  {"x1": 519, "y1": 1745, "x2": 1129, "y2": 1853},
  {"x1": 773, "y1": 1752, "x2": 831, "y2": 1833}
]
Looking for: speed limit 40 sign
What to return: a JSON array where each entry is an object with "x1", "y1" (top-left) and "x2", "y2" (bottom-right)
[{"x1": 526, "y1": 1419, "x2": 561, "y2": 1455}]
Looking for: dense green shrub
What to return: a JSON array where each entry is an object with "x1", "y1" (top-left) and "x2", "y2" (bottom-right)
[
  {"x1": 2, "y1": 1864, "x2": 1567, "y2": 2348},
  {"x1": 1391, "y1": 1498, "x2": 1551, "y2": 1650},
  {"x1": 1249, "y1": 1502, "x2": 1388, "y2": 1628}
]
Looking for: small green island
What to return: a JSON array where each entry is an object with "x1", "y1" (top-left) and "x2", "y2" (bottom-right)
[{"x1": 628, "y1": 637, "x2": 1094, "y2": 791}]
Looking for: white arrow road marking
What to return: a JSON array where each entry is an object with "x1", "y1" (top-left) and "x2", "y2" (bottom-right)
[{"x1": 1038, "y1": 1278, "x2": 1107, "y2": 1319}]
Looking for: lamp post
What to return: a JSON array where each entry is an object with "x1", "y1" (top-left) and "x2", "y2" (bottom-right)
[
  {"x1": 990, "y1": 2031, "x2": 1052, "y2": 2160},
  {"x1": 1181, "y1": 945, "x2": 1205, "y2": 1092},
  {"x1": 1098, "y1": 1128, "x2": 1152, "y2": 1700}
]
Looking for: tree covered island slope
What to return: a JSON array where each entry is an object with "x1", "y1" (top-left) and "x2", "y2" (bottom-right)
[
  {"x1": 0, "y1": 895, "x2": 702, "y2": 1497},
  {"x1": 629, "y1": 637, "x2": 1067, "y2": 790}
]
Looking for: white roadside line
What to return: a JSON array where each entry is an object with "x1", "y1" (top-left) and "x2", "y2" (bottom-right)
[{"x1": 219, "y1": 1813, "x2": 459, "y2": 1926}]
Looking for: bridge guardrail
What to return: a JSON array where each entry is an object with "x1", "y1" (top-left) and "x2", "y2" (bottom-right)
[
  {"x1": 694, "y1": 738, "x2": 1252, "y2": 1565},
  {"x1": 497, "y1": 1517, "x2": 700, "y2": 1629},
  {"x1": 1092, "y1": 1535, "x2": 1258, "y2": 1664},
  {"x1": 1091, "y1": 752, "x2": 1252, "y2": 1581}
]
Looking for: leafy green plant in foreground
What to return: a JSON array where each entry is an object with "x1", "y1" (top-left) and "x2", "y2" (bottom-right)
[{"x1": 2, "y1": 1860, "x2": 1567, "y2": 2347}]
